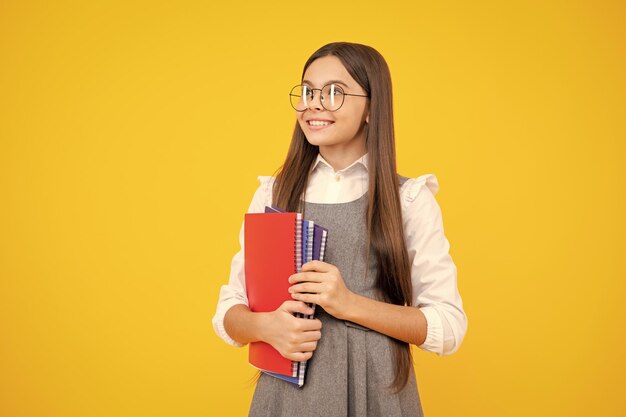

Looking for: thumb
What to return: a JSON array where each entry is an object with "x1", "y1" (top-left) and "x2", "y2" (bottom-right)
[{"x1": 280, "y1": 300, "x2": 314, "y2": 316}]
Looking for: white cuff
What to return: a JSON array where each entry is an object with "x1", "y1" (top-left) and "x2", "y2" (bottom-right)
[
  {"x1": 418, "y1": 306, "x2": 444, "y2": 355},
  {"x1": 212, "y1": 302, "x2": 245, "y2": 347}
]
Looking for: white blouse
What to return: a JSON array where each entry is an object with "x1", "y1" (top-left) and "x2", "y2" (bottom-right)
[{"x1": 212, "y1": 153, "x2": 467, "y2": 355}]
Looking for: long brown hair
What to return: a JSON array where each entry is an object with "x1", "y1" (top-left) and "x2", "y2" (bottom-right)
[{"x1": 272, "y1": 42, "x2": 413, "y2": 392}]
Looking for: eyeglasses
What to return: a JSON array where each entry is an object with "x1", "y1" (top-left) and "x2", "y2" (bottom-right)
[{"x1": 289, "y1": 83, "x2": 369, "y2": 112}]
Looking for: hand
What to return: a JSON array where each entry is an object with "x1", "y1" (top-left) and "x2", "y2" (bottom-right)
[
  {"x1": 261, "y1": 300, "x2": 322, "y2": 362},
  {"x1": 288, "y1": 261, "x2": 354, "y2": 319}
]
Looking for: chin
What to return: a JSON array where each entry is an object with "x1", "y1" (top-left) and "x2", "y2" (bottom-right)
[{"x1": 304, "y1": 135, "x2": 339, "y2": 147}]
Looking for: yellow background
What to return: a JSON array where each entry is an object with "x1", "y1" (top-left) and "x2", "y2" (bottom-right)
[{"x1": 1, "y1": 1, "x2": 624, "y2": 416}]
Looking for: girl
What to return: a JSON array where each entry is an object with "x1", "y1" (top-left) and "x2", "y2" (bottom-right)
[{"x1": 213, "y1": 42, "x2": 467, "y2": 417}]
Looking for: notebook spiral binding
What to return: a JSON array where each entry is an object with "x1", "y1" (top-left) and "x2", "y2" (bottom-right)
[
  {"x1": 295, "y1": 213, "x2": 302, "y2": 274},
  {"x1": 292, "y1": 213, "x2": 303, "y2": 377}
]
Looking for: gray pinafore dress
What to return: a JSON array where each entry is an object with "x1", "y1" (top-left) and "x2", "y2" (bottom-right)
[{"x1": 249, "y1": 182, "x2": 424, "y2": 417}]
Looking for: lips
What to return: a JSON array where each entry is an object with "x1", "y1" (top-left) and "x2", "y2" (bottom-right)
[
  {"x1": 306, "y1": 119, "x2": 335, "y2": 131},
  {"x1": 308, "y1": 120, "x2": 333, "y2": 126}
]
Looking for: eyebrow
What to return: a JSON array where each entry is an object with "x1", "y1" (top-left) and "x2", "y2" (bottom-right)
[{"x1": 302, "y1": 79, "x2": 350, "y2": 88}]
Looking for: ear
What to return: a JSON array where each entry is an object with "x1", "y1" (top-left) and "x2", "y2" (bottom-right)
[{"x1": 365, "y1": 113, "x2": 369, "y2": 124}]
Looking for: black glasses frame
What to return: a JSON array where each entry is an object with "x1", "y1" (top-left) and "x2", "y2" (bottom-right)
[{"x1": 289, "y1": 83, "x2": 369, "y2": 112}]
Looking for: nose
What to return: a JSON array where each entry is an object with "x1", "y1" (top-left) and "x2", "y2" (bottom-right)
[{"x1": 306, "y1": 89, "x2": 324, "y2": 111}]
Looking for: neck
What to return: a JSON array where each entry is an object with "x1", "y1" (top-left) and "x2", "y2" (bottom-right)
[{"x1": 318, "y1": 138, "x2": 367, "y2": 171}]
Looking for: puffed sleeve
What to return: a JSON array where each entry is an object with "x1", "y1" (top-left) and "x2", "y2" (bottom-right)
[
  {"x1": 212, "y1": 176, "x2": 274, "y2": 346},
  {"x1": 400, "y1": 174, "x2": 467, "y2": 355}
]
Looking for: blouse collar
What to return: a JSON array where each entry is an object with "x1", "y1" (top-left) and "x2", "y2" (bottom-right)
[{"x1": 312, "y1": 153, "x2": 369, "y2": 174}]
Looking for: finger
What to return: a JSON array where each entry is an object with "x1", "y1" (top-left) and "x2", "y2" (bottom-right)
[
  {"x1": 300, "y1": 330, "x2": 322, "y2": 342},
  {"x1": 289, "y1": 271, "x2": 324, "y2": 284},
  {"x1": 302, "y1": 260, "x2": 333, "y2": 273},
  {"x1": 288, "y1": 283, "x2": 320, "y2": 294},
  {"x1": 291, "y1": 292, "x2": 318, "y2": 305},
  {"x1": 280, "y1": 300, "x2": 314, "y2": 316},
  {"x1": 295, "y1": 340, "x2": 318, "y2": 352},
  {"x1": 286, "y1": 351, "x2": 313, "y2": 362},
  {"x1": 299, "y1": 318, "x2": 322, "y2": 332}
]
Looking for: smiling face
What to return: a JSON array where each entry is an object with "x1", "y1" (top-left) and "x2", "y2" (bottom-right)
[{"x1": 297, "y1": 55, "x2": 370, "y2": 160}]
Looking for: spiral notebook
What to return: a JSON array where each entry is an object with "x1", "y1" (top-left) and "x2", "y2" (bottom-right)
[{"x1": 244, "y1": 211, "x2": 302, "y2": 378}]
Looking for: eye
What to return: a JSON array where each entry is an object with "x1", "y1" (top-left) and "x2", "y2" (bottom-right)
[{"x1": 329, "y1": 84, "x2": 344, "y2": 96}]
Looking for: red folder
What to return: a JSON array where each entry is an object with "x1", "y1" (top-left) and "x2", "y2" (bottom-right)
[{"x1": 244, "y1": 212, "x2": 302, "y2": 377}]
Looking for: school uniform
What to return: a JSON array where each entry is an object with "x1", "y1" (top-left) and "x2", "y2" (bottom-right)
[{"x1": 213, "y1": 153, "x2": 467, "y2": 416}]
